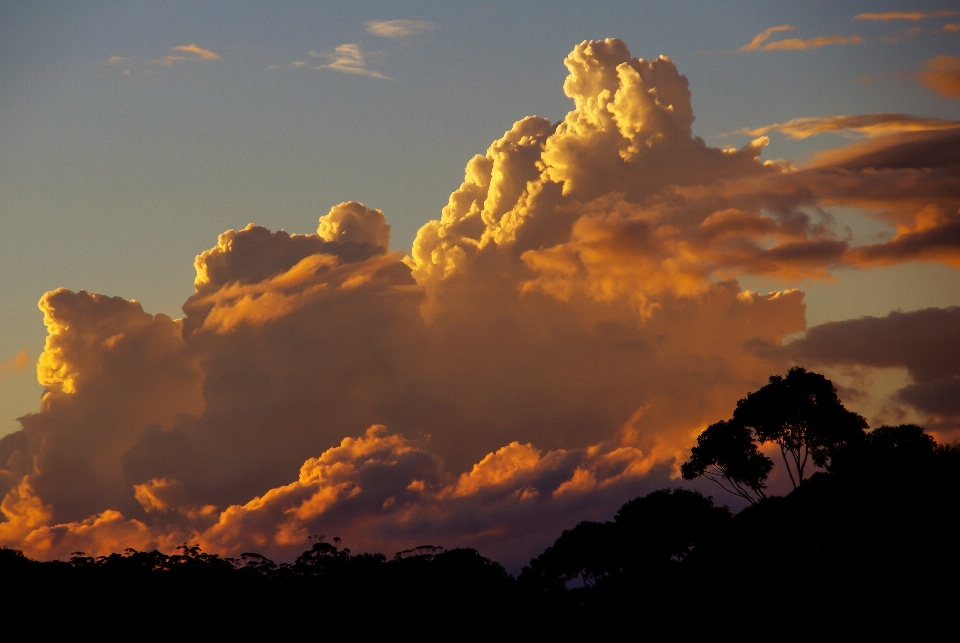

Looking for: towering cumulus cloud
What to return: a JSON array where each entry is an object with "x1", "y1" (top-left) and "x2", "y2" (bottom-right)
[{"x1": 2, "y1": 40, "x2": 958, "y2": 567}]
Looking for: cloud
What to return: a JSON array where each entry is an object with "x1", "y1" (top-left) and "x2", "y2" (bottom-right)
[
  {"x1": 171, "y1": 44, "x2": 220, "y2": 60},
  {"x1": 761, "y1": 35, "x2": 863, "y2": 51},
  {"x1": 944, "y1": 23, "x2": 960, "y2": 32},
  {"x1": 881, "y1": 25, "x2": 924, "y2": 44},
  {"x1": 108, "y1": 45, "x2": 220, "y2": 70},
  {"x1": 4, "y1": 39, "x2": 959, "y2": 564},
  {"x1": 789, "y1": 307, "x2": 960, "y2": 436},
  {"x1": 740, "y1": 25, "x2": 862, "y2": 51},
  {"x1": 739, "y1": 25, "x2": 795, "y2": 51},
  {"x1": 365, "y1": 20, "x2": 435, "y2": 39},
  {"x1": 0, "y1": 350, "x2": 29, "y2": 380},
  {"x1": 312, "y1": 44, "x2": 389, "y2": 79},
  {"x1": 738, "y1": 113, "x2": 960, "y2": 139},
  {"x1": 854, "y1": 11, "x2": 957, "y2": 21},
  {"x1": 919, "y1": 55, "x2": 960, "y2": 98}
]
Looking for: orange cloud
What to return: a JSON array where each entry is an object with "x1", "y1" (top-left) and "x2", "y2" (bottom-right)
[
  {"x1": 739, "y1": 25, "x2": 794, "y2": 51},
  {"x1": 740, "y1": 26, "x2": 862, "y2": 52},
  {"x1": 109, "y1": 45, "x2": 219, "y2": 70},
  {"x1": 919, "y1": 55, "x2": 960, "y2": 98},
  {"x1": 854, "y1": 11, "x2": 957, "y2": 21},
  {"x1": 740, "y1": 113, "x2": 960, "y2": 139},
  {"x1": 3, "y1": 39, "x2": 959, "y2": 565},
  {"x1": 171, "y1": 44, "x2": 220, "y2": 60},
  {"x1": 760, "y1": 35, "x2": 863, "y2": 51}
]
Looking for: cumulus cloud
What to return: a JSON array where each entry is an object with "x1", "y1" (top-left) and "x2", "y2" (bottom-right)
[
  {"x1": 365, "y1": 20, "x2": 435, "y2": 39},
  {"x1": 919, "y1": 55, "x2": 960, "y2": 98},
  {"x1": 312, "y1": 44, "x2": 389, "y2": 79},
  {"x1": 740, "y1": 26, "x2": 862, "y2": 52},
  {"x1": 738, "y1": 113, "x2": 960, "y2": 139},
  {"x1": 4, "y1": 39, "x2": 959, "y2": 564}
]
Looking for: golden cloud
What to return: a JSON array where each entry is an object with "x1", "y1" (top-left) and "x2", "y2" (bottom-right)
[
  {"x1": 739, "y1": 113, "x2": 960, "y2": 139},
  {"x1": 3, "y1": 39, "x2": 959, "y2": 565},
  {"x1": 171, "y1": 44, "x2": 220, "y2": 60}
]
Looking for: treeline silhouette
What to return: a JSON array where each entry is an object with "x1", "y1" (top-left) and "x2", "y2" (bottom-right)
[{"x1": 4, "y1": 369, "x2": 959, "y2": 629}]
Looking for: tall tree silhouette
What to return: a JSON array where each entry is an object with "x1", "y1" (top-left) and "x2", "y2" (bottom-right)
[
  {"x1": 732, "y1": 367, "x2": 867, "y2": 488},
  {"x1": 680, "y1": 420, "x2": 772, "y2": 504}
]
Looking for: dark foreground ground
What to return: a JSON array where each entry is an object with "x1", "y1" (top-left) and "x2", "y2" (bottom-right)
[{"x1": 3, "y1": 427, "x2": 959, "y2": 634}]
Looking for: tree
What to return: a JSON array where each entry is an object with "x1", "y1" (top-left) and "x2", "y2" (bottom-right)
[
  {"x1": 828, "y1": 423, "x2": 937, "y2": 478},
  {"x1": 681, "y1": 420, "x2": 773, "y2": 504},
  {"x1": 520, "y1": 520, "x2": 616, "y2": 590},
  {"x1": 613, "y1": 488, "x2": 731, "y2": 572},
  {"x1": 732, "y1": 367, "x2": 867, "y2": 488}
]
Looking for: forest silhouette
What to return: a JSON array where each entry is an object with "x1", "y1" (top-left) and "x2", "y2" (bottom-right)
[{"x1": 4, "y1": 369, "x2": 958, "y2": 630}]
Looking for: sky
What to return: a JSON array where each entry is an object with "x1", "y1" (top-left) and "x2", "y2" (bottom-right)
[{"x1": 1, "y1": 1, "x2": 959, "y2": 569}]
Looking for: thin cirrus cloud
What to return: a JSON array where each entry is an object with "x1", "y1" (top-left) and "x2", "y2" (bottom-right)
[
  {"x1": 737, "y1": 113, "x2": 960, "y2": 139},
  {"x1": 740, "y1": 25, "x2": 863, "y2": 51},
  {"x1": 4, "y1": 39, "x2": 960, "y2": 565},
  {"x1": 919, "y1": 55, "x2": 960, "y2": 98},
  {"x1": 0, "y1": 350, "x2": 29, "y2": 380},
  {"x1": 854, "y1": 11, "x2": 958, "y2": 21},
  {"x1": 171, "y1": 44, "x2": 220, "y2": 60},
  {"x1": 107, "y1": 44, "x2": 220, "y2": 68},
  {"x1": 365, "y1": 19, "x2": 435, "y2": 38}
]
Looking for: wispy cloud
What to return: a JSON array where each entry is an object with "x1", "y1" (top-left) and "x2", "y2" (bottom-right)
[
  {"x1": 944, "y1": 23, "x2": 960, "y2": 32},
  {"x1": 171, "y1": 44, "x2": 220, "y2": 60},
  {"x1": 919, "y1": 55, "x2": 960, "y2": 98},
  {"x1": 365, "y1": 19, "x2": 435, "y2": 39},
  {"x1": 739, "y1": 25, "x2": 795, "y2": 51},
  {"x1": 762, "y1": 35, "x2": 863, "y2": 50},
  {"x1": 854, "y1": 11, "x2": 957, "y2": 21},
  {"x1": 741, "y1": 25, "x2": 864, "y2": 51},
  {"x1": 108, "y1": 44, "x2": 220, "y2": 70},
  {"x1": 0, "y1": 350, "x2": 29, "y2": 380},
  {"x1": 734, "y1": 113, "x2": 960, "y2": 139},
  {"x1": 155, "y1": 44, "x2": 221, "y2": 66},
  {"x1": 882, "y1": 25, "x2": 924, "y2": 44},
  {"x1": 311, "y1": 44, "x2": 389, "y2": 79},
  {"x1": 267, "y1": 60, "x2": 308, "y2": 70}
]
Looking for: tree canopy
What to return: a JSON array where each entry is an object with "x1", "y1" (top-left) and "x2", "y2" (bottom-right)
[
  {"x1": 683, "y1": 367, "x2": 868, "y2": 497},
  {"x1": 732, "y1": 367, "x2": 867, "y2": 487},
  {"x1": 680, "y1": 420, "x2": 773, "y2": 503}
]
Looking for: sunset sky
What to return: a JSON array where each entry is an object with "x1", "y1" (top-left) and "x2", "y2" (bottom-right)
[{"x1": 1, "y1": 1, "x2": 959, "y2": 569}]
